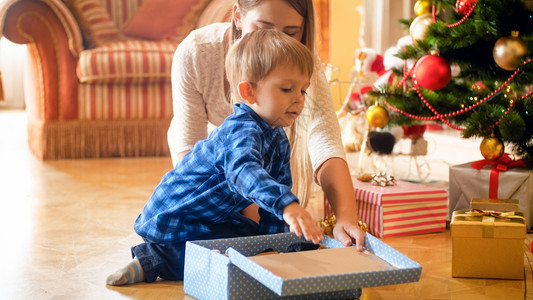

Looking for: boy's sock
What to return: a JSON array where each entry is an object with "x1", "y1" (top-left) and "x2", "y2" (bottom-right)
[{"x1": 106, "y1": 257, "x2": 146, "y2": 286}]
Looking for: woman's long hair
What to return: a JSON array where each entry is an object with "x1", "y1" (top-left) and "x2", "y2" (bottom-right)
[{"x1": 229, "y1": 0, "x2": 318, "y2": 207}]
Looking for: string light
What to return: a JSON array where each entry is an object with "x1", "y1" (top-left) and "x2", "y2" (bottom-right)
[{"x1": 488, "y1": 91, "x2": 533, "y2": 131}]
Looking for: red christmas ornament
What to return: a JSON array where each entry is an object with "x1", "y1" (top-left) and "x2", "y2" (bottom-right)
[
  {"x1": 456, "y1": 0, "x2": 478, "y2": 15},
  {"x1": 413, "y1": 52, "x2": 451, "y2": 90}
]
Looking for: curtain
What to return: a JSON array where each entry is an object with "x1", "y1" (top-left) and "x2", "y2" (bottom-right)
[{"x1": 313, "y1": 0, "x2": 330, "y2": 63}]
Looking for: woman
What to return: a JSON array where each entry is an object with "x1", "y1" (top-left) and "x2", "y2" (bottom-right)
[{"x1": 168, "y1": 0, "x2": 365, "y2": 250}]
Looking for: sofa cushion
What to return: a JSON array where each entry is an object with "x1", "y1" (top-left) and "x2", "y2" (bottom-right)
[
  {"x1": 195, "y1": 0, "x2": 234, "y2": 29},
  {"x1": 123, "y1": 0, "x2": 211, "y2": 42},
  {"x1": 77, "y1": 81, "x2": 173, "y2": 120},
  {"x1": 65, "y1": 0, "x2": 121, "y2": 48},
  {"x1": 77, "y1": 40, "x2": 177, "y2": 84},
  {"x1": 99, "y1": 0, "x2": 145, "y2": 29}
]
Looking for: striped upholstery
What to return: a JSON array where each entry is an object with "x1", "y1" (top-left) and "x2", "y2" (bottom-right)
[
  {"x1": 77, "y1": 40, "x2": 177, "y2": 83},
  {"x1": 77, "y1": 82, "x2": 172, "y2": 120},
  {"x1": 67, "y1": 0, "x2": 121, "y2": 47},
  {"x1": 74, "y1": 0, "x2": 179, "y2": 122},
  {"x1": 75, "y1": 0, "x2": 231, "y2": 122},
  {"x1": 99, "y1": 0, "x2": 146, "y2": 29},
  {"x1": 73, "y1": 0, "x2": 234, "y2": 85},
  {"x1": 2, "y1": 0, "x2": 235, "y2": 159}
]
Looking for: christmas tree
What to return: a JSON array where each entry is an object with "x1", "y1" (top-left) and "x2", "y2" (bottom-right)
[{"x1": 367, "y1": 0, "x2": 533, "y2": 160}]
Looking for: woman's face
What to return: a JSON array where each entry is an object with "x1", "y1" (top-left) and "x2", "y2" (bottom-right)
[{"x1": 234, "y1": 0, "x2": 305, "y2": 43}]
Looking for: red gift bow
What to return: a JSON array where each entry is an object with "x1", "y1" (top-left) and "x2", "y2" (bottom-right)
[
  {"x1": 470, "y1": 154, "x2": 524, "y2": 199},
  {"x1": 469, "y1": 208, "x2": 510, "y2": 217}
]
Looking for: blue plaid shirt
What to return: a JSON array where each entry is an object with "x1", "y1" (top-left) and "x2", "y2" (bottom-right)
[{"x1": 134, "y1": 103, "x2": 297, "y2": 243}]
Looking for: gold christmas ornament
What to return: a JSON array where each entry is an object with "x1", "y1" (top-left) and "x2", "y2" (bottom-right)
[
  {"x1": 414, "y1": 0, "x2": 432, "y2": 16},
  {"x1": 366, "y1": 102, "x2": 390, "y2": 128},
  {"x1": 410, "y1": 14, "x2": 433, "y2": 45},
  {"x1": 493, "y1": 31, "x2": 529, "y2": 71},
  {"x1": 480, "y1": 136, "x2": 504, "y2": 160}
]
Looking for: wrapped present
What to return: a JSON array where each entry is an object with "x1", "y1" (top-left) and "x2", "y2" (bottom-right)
[
  {"x1": 326, "y1": 179, "x2": 448, "y2": 238},
  {"x1": 451, "y1": 209, "x2": 526, "y2": 279},
  {"x1": 184, "y1": 232, "x2": 422, "y2": 299},
  {"x1": 448, "y1": 158, "x2": 532, "y2": 228},
  {"x1": 470, "y1": 198, "x2": 519, "y2": 212}
]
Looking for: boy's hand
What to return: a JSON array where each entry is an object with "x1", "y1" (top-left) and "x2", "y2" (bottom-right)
[
  {"x1": 282, "y1": 202, "x2": 324, "y2": 244},
  {"x1": 332, "y1": 219, "x2": 366, "y2": 251}
]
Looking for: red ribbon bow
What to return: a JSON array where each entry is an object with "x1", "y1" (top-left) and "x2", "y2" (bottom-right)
[
  {"x1": 470, "y1": 154, "x2": 524, "y2": 199},
  {"x1": 469, "y1": 208, "x2": 505, "y2": 217}
]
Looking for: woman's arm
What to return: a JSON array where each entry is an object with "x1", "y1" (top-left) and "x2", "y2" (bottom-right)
[
  {"x1": 174, "y1": 150, "x2": 190, "y2": 163},
  {"x1": 168, "y1": 33, "x2": 209, "y2": 166}
]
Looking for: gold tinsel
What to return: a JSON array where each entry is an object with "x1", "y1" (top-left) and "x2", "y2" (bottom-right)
[
  {"x1": 319, "y1": 213, "x2": 369, "y2": 237},
  {"x1": 319, "y1": 213, "x2": 336, "y2": 237}
]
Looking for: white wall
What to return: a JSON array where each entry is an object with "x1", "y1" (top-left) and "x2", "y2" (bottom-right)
[
  {"x1": 0, "y1": 37, "x2": 26, "y2": 109},
  {"x1": 329, "y1": 0, "x2": 415, "y2": 109},
  {"x1": 362, "y1": 0, "x2": 415, "y2": 53}
]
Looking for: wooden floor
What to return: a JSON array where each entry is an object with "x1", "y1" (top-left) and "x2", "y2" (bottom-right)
[{"x1": 0, "y1": 108, "x2": 531, "y2": 299}]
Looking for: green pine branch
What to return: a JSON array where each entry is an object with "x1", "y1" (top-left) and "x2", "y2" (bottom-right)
[{"x1": 369, "y1": 0, "x2": 533, "y2": 159}]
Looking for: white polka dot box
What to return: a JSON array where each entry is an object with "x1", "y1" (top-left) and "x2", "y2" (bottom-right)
[{"x1": 184, "y1": 232, "x2": 422, "y2": 299}]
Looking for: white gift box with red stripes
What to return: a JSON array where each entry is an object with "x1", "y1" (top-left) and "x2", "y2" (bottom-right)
[{"x1": 325, "y1": 179, "x2": 448, "y2": 238}]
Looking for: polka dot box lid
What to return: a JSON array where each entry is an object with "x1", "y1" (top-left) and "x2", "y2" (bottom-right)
[{"x1": 184, "y1": 232, "x2": 421, "y2": 299}]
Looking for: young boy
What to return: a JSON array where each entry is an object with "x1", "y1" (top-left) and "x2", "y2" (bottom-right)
[{"x1": 106, "y1": 30, "x2": 324, "y2": 286}]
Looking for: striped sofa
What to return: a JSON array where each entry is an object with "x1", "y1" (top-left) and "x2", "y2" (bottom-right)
[{"x1": 0, "y1": 0, "x2": 233, "y2": 159}]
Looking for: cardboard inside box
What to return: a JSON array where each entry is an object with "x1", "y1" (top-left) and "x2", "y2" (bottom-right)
[{"x1": 248, "y1": 247, "x2": 396, "y2": 279}]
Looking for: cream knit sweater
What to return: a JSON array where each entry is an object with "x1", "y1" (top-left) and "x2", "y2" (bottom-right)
[{"x1": 168, "y1": 23, "x2": 346, "y2": 177}]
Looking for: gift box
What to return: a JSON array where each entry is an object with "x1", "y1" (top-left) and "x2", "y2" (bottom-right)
[
  {"x1": 325, "y1": 179, "x2": 448, "y2": 238},
  {"x1": 451, "y1": 209, "x2": 526, "y2": 279},
  {"x1": 470, "y1": 198, "x2": 519, "y2": 212},
  {"x1": 184, "y1": 232, "x2": 422, "y2": 299},
  {"x1": 448, "y1": 161, "x2": 533, "y2": 228}
]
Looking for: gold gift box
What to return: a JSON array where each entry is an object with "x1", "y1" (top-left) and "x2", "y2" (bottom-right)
[
  {"x1": 451, "y1": 209, "x2": 526, "y2": 279},
  {"x1": 470, "y1": 198, "x2": 520, "y2": 212}
]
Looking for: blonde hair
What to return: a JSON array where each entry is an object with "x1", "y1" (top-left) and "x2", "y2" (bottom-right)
[
  {"x1": 225, "y1": 30, "x2": 314, "y2": 100},
  {"x1": 225, "y1": 28, "x2": 316, "y2": 207}
]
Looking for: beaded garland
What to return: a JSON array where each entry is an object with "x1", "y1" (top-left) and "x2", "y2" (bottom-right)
[{"x1": 384, "y1": 58, "x2": 533, "y2": 132}]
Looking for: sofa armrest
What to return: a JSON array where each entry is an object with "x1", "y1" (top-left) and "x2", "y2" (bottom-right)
[
  {"x1": 0, "y1": 0, "x2": 83, "y2": 121},
  {"x1": 0, "y1": 0, "x2": 83, "y2": 57}
]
